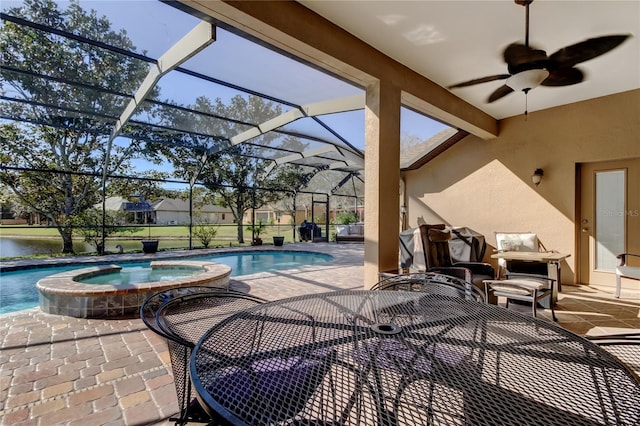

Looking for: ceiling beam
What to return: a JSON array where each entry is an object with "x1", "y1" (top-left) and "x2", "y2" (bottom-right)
[
  {"x1": 109, "y1": 21, "x2": 216, "y2": 142},
  {"x1": 302, "y1": 93, "x2": 364, "y2": 116},
  {"x1": 104, "y1": 21, "x2": 215, "y2": 187},
  {"x1": 229, "y1": 93, "x2": 365, "y2": 146},
  {"x1": 274, "y1": 145, "x2": 338, "y2": 165}
]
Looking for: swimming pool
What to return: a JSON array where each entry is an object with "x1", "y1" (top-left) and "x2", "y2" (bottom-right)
[{"x1": 0, "y1": 250, "x2": 332, "y2": 315}]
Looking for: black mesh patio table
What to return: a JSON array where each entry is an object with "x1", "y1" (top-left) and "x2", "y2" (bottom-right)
[{"x1": 190, "y1": 290, "x2": 640, "y2": 425}]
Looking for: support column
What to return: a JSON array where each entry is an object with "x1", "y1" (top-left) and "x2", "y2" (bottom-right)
[{"x1": 364, "y1": 79, "x2": 401, "y2": 288}]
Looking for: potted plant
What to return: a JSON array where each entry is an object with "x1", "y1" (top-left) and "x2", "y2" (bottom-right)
[
  {"x1": 141, "y1": 208, "x2": 158, "y2": 253},
  {"x1": 273, "y1": 213, "x2": 284, "y2": 247},
  {"x1": 142, "y1": 221, "x2": 159, "y2": 253},
  {"x1": 246, "y1": 219, "x2": 266, "y2": 246}
]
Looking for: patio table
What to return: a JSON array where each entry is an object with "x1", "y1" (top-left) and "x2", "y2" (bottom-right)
[{"x1": 190, "y1": 290, "x2": 640, "y2": 425}]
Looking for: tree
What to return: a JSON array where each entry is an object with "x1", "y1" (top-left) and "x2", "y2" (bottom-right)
[
  {"x1": 335, "y1": 211, "x2": 358, "y2": 225},
  {"x1": 0, "y1": 0, "x2": 155, "y2": 253},
  {"x1": 270, "y1": 164, "x2": 316, "y2": 235},
  {"x1": 72, "y1": 208, "x2": 134, "y2": 255},
  {"x1": 106, "y1": 170, "x2": 172, "y2": 204},
  {"x1": 150, "y1": 95, "x2": 308, "y2": 243}
]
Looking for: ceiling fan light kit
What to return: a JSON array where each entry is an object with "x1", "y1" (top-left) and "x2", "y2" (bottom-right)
[
  {"x1": 506, "y1": 69, "x2": 549, "y2": 93},
  {"x1": 448, "y1": 0, "x2": 630, "y2": 115}
]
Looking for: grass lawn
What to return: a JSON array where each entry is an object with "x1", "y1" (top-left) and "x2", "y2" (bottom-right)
[
  {"x1": 0, "y1": 223, "x2": 343, "y2": 260},
  {"x1": 0, "y1": 223, "x2": 337, "y2": 243}
]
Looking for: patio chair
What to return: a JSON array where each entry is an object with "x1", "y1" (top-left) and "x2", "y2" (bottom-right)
[
  {"x1": 156, "y1": 291, "x2": 267, "y2": 347},
  {"x1": 587, "y1": 333, "x2": 640, "y2": 378},
  {"x1": 492, "y1": 232, "x2": 559, "y2": 318},
  {"x1": 154, "y1": 291, "x2": 267, "y2": 423},
  {"x1": 616, "y1": 253, "x2": 640, "y2": 298},
  {"x1": 483, "y1": 275, "x2": 558, "y2": 321},
  {"x1": 494, "y1": 232, "x2": 549, "y2": 278},
  {"x1": 419, "y1": 225, "x2": 496, "y2": 303},
  {"x1": 372, "y1": 271, "x2": 485, "y2": 303},
  {"x1": 140, "y1": 286, "x2": 257, "y2": 425}
]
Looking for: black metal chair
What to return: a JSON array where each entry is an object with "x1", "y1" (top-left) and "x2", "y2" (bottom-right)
[
  {"x1": 587, "y1": 333, "x2": 640, "y2": 379},
  {"x1": 154, "y1": 291, "x2": 267, "y2": 424},
  {"x1": 156, "y1": 291, "x2": 267, "y2": 347},
  {"x1": 140, "y1": 286, "x2": 256, "y2": 425},
  {"x1": 371, "y1": 271, "x2": 485, "y2": 303}
]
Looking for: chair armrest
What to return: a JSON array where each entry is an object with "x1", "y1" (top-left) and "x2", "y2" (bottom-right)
[
  {"x1": 455, "y1": 262, "x2": 495, "y2": 278},
  {"x1": 617, "y1": 253, "x2": 640, "y2": 266},
  {"x1": 428, "y1": 266, "x2": 472, "y2": 282}
]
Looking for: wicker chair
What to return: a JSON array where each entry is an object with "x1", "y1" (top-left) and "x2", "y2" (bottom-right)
[
  {"x1": 419, "y1": 225, "x2": 496, "y2": 303},
  {"x1": 371, "y1": 271, "x2": 485, "y2": 303}
]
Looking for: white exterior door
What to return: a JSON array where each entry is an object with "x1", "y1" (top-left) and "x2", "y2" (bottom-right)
[{"x1": 579, "y1": 159, "x2": 640, "y2": 285}]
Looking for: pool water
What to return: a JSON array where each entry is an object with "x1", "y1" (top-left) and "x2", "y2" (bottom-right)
[
  {"x1": 0, "y1": 250, "x2": 331, "y2": 315},
  {"x1": 80, "y1": 267, "x2": 203, "y2": 285}
]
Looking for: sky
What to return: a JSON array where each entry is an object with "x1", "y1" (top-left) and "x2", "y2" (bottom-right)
[{"x1": 3, "y1": 0, "x2": 452, "y2": 178}]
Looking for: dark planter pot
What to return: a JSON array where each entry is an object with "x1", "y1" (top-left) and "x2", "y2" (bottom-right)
[
  {"x1": 273, "y1": 236, "x2": 285, "y2": 247},
  {"x1": 252, "y1": 238, "x2": 263, "y2": 246},
  {"x1": 141, "y1": 239, "x2": 159, "y2": 253}
]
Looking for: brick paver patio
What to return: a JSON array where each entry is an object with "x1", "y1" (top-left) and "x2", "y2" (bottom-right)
[
  {"x1": 1, "y1": 243, "x2": 363, "y2": 425},
  {"x1": 1, "y1": 243, "x2": 638, "y2": 425}
]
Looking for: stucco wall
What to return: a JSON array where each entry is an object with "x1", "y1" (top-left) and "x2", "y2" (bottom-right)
[{"x1": 404, "y1": 89, "x2": 640, "y2": 284}]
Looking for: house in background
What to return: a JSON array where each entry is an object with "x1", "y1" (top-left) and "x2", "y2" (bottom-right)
[
  {"x1": 100, "y1": 196, "x2": 234, "y2": 226},
  {"x1": 245, "y1": 206, "x2": 294, "y2": 228},
  {"x1": 100, "y1": 196, "x2": 151, "y2": 224},
  {"x1": 153, "y1": 198, "x2": 234, "y2": 225}
]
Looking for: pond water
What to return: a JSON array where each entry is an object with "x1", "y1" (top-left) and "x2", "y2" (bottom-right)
[
  {"x1": 0, "y1": 250, "x2": 332, "y2": 315},
  {"x1": 0, "y1": 237, "x2": 92, "y2": 257},
  {"x1": 0, "y1": 237, "x2": 191, "y2": 258}
]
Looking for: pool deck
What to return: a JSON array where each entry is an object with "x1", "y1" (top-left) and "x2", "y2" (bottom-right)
[{"x1": 1, "y1": 242, "x2": 639, "y2": 425}]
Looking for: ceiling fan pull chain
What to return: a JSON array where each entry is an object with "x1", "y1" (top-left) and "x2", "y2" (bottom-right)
[
  {"x1": 524, "y1": 90, "x2": 529, "y2": 119},
  {"x1": 524, "y1": 1, "x2": 530, "y2": 47}
]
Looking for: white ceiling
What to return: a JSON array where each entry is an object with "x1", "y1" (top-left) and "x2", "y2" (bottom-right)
[{"x1": 299, "y1": 0, "x2": 640, "y2": 120}]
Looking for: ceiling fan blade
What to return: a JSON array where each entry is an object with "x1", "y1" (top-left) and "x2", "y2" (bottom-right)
[
  {"x1": 541, "y1": 67, "x2": 584, "y2": 86},
  {"x1": 487, "y1": 85, "x2": 515, "y2": 103},
  {"x1": 503, "y1": 43, "x2": 548, "y2": 72},
  {"x1": 448, "y1": 74, "x2": 511, "y2": 89},
  {"x1": 549, "y1": 35, "x2": 630, "y2": 68}
]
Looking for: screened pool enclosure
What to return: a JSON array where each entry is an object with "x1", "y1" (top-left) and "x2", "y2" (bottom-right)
[{"x1": 0, "y1": 0, "x2": 459, "y2": 253}]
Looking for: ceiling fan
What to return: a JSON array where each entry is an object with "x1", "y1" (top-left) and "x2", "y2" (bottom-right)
[{"x1": 448, "y1": 0, "x2": 630, "y2": 110}]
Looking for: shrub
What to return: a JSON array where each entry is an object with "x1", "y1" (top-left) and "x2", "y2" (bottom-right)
[
  {"x1": 335, "y1": 211, "x2": 358, "y2": 225},
  {"x1": 194, "y1": 221, "x2": 219, "y2": 248}
]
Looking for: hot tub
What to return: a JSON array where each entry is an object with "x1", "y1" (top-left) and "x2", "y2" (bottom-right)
[{"x1": 36, "y1": 260, "x2": 231, "y2": 318}]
